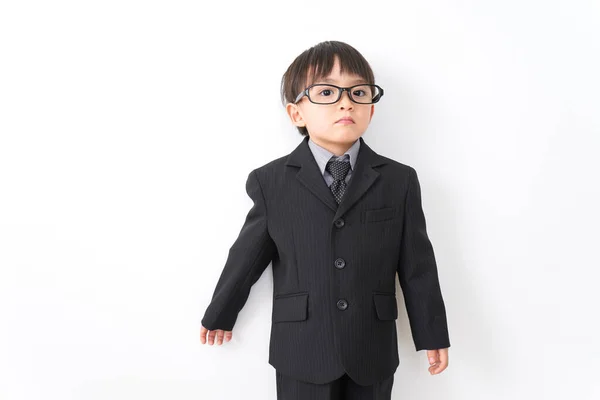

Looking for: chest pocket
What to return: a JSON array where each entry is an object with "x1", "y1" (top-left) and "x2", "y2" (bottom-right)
[{"x1": 363, "y1": 206, "x2": 399, "y2": 223}]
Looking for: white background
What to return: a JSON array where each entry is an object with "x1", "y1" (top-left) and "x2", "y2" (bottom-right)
[{"x1": 1, "y1": 1, "x2": 599, "y2": 399}]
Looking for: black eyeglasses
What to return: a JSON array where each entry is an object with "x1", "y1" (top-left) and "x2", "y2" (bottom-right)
[{"x1": 294, "y1": 83, "x2": 384, "y2": 105}]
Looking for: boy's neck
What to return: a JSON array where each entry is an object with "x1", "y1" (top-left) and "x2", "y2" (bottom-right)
[{"x1": 309, "y1": 136, "x2": 358, "y2": 157}]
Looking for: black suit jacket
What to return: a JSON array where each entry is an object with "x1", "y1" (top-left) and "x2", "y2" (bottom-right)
[{"x1": 201, "y1": 136, "x2": 450, "y2": 385}]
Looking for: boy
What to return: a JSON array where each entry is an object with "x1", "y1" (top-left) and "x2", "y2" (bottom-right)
[{"x1": 200, "y1": 40, "x2": 450, "y2": 399}]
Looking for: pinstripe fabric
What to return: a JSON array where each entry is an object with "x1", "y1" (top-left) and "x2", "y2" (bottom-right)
[
  {"x1": 201, "y1": 135, "x2": 451, "y2": 386},
  {"x1": 276, "y1": 371, "x2": 394, "y2": 400}
]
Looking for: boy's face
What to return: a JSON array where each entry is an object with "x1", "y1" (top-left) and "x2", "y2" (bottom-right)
[{"x1": 286, "y1": 57, "x2": 375, "y2": 153}]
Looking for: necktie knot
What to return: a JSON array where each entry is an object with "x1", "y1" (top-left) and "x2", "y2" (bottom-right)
[{"x1": 326, "y1": 157, "x2": 351, "y2": 181}]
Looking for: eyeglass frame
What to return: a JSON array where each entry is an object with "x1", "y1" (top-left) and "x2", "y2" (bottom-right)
[{"x1": 293, "y1": 83, "x2": 385, "y2": 105}]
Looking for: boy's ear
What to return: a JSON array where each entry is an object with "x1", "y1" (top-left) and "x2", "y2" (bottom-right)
[
  {"x1": 369, "y1": 104, "x2": 375, "y2": 122},
  {"x1": 285, "y1": 103, "x2": 306, "y2": 127}
]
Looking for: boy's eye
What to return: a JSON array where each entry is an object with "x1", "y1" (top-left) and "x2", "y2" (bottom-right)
[
  {"x1": 309, "y1": 85, "x2": 339, "y2": 98},
  {"x1": 353, "y1": 89, "x2": 366, "y2": 97}
]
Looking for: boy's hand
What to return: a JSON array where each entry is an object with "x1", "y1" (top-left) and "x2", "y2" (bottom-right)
[
  {"x1": 200, "y1": 324, "x2": 233, "y2": 345},
  {"x1": 427, "y1": 348, "x2": 449, "y2": 375}
]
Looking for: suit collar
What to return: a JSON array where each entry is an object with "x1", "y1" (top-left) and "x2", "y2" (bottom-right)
[{"x1": 285, "y1": 136, "x2": 387, "y2": 219}]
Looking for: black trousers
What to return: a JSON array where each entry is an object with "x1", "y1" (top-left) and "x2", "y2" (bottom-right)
[{"x1": 275, "y1": 370, "x2": 394, "y2": 400}]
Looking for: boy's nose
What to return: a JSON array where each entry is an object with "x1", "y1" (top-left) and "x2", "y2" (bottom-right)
[{"x1": 339, "y1": 90, "x2": 354, "y2": 108}]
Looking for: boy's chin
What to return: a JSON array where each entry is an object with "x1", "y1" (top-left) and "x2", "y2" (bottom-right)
[
  {"x1": 329, "y1": 129, "x2": 364, "y2": 141},
  {"x1": 311, "y1": 127, "x2": 364, "y2": 143}
]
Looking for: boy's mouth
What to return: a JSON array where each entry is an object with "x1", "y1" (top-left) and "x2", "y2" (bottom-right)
[{"x1": 336, "y1": 117, "x2": 355, "y2": 124}]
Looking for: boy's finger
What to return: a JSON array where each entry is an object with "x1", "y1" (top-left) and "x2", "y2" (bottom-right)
[
  {"x1": 224, "y1": 331, "x2": 233, "y2": 342},
  {"x1": 439, "y1": 349, "x2": 448, "y2": 366},
  {"x1": 207, "y1": 330, "x2": 216, "y2": 345},
  {"x1": 436, "y1": 350, "x2": 449, "y2": 373},
  {"x1": 216, "y1": 330, "x2": 225, "y2": 345},
  {"x1": 430, "y1": 359, "x2": 447, "y2": 375},
  {"x1": 427, "y1": 351, "x2": 440, "y2": 365},
  {"x1": 199, "y1": 326, "x2": 208, "y2": 344},
  {"x1": 428, "y1": 350, "x2": 448, "y2": 374}
]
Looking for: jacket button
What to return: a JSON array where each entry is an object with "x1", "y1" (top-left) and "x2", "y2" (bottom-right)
[
  {"x1": 337, "y1": 299, "x2": 348, "y2": 310},
  {"x1": 334, "y1": 218, "x2": 344, "y2": 228},
  {"x1": 334, "y1": 258, "x2": 346, "y2": 269}
]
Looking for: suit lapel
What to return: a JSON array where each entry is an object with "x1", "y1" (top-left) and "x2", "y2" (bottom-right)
[
  {"x1": 285, "y1": 136, "x2": 388, "y2": 219},
  {"x1": 288, "y1": 136, "x2": 338, "y2": 212}
]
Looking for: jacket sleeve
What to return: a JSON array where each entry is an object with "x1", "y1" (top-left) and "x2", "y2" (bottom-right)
[
  {"x1": 201, "y1": 169, "x2": 277, "y2": 331},
  {"x1": 397, "y1": 167, "x2": 451, "y2": 351}
]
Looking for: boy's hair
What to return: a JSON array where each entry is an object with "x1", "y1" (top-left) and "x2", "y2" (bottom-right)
[{"x1": 280, "y1": 40, "x2": 376, "y2": 137}]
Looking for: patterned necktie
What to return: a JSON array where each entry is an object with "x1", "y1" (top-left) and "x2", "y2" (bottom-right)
[{"x1": 326, "y1": 156, "x2": 351, "y2": 204}]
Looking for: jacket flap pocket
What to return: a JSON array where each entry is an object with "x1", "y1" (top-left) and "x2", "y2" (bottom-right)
[
  {"x1": 365, "y1": 207, "x2": 398, "y2": 222},
  {"x1": 373, "y1": 292, "x2": 398, "y2": 320},
  {"x1": 273, "y1": 292, "x2": 308, "y2": 323}
]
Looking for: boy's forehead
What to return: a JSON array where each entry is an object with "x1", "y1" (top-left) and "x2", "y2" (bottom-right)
[
  {"x1": 320, "y1": 76, "x2": 367, "y2": 84},
  {"x1": 305, "y1": 68, "x2": 367, "y2": 86}
]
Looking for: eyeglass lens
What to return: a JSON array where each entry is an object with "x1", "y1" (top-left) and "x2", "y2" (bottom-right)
[{"x1": 308, "y1": 85, "x2": 381, "y2": 104}]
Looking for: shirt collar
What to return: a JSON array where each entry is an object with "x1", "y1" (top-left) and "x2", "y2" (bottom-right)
[{"x1": 307, "y1": 137, "x2": 360, "y2": 176}]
